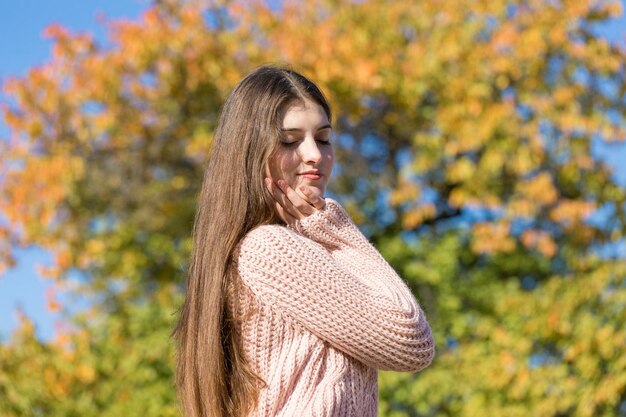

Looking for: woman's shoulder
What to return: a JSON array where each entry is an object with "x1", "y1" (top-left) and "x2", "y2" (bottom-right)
[
  {"x1": 237, "y1": 223, "x2": 297, "y2": 258},
  {"x1": 244, "y1": 222, "x2": 294, "y2": 241}
]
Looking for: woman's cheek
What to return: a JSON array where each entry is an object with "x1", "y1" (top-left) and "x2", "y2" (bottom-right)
[{"x1": 277, "y1": 157, "x2": 296, "y2": 186}]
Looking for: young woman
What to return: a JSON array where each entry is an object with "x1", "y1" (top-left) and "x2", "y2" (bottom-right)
[{"x1": 173, "y1": 66, "x2": 435, "y2": 417}]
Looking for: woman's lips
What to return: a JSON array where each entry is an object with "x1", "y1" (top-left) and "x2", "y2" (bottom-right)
[
  {"x1": 298, "y1": 171, "x2": 322, "y2": 180},
  {"x1": 299, "y1": 174, "x2": 322, "y2": 180}
]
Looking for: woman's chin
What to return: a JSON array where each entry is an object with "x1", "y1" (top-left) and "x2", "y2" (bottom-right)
[
  {"x1": 295, "y1": 182, "x2": 325, "y2": 197},
  {"x1": 309, "y1": 186, "x2": 326, "y2": 199}
]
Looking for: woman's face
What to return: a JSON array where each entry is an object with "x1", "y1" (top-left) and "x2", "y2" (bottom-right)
[{"x1": 266, "y1": 98, "x2": 334, "y2": 196}]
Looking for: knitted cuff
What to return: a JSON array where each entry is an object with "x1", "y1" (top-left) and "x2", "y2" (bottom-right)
[{"x1": 288, "y1": 198, "x2": 352, "y2": 247}]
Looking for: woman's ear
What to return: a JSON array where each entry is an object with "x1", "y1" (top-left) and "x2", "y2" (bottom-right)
[{"x1": 264, "y1": 162, "x2": 273, "y2": 181}]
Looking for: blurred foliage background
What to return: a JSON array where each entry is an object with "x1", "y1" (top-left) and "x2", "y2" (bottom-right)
[{"x1": 1, "y1": 0, "x2": 626, "y2": 415}]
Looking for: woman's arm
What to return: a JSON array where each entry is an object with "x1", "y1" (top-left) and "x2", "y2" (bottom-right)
[
  {"x1": 289, "y1": 198, "x2": 404, "y2": 270},
  {"x1": 236, "y1": 198, "x2": 435, "y2": 372}
]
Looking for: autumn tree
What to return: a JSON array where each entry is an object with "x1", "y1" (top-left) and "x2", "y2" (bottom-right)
[{"x1": 1, "y1": 0, "x2": 625, "y2": 416}]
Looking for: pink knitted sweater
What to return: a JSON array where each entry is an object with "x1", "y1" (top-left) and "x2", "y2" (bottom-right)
[{"x1": 233, "y1": 198, "x2": 435, "y2": 416}]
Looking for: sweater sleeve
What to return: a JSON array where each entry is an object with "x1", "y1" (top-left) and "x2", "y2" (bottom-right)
[
  {"x1": 236, "y1": 198, "x2": 435, "y2": 372},
  {"x1": 288, "y1": 198, "x2": 384, "y2": 255}
]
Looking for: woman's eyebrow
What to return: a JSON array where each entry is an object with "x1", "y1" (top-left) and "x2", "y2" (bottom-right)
[{"x1": 281, "y1": 124, "x2": 332, "y2": 132}]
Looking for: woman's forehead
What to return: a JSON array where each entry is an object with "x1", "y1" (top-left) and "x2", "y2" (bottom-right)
[{"x1": 281, "y1": 98, "x2": 330, "y2": 130}]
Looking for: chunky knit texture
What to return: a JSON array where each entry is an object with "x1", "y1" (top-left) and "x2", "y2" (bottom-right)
[{"x1": 233, "y1": 198, "x2": 435, "y2": 417}]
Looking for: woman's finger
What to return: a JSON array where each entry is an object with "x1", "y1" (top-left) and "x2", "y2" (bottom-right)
[
  {"x1": 265, "y1": 178, "x2": 301, "y2": 219},
  {"x1": 276, "y1": 180, "x2": 317, "y2": 217},
  {"x1": 298, "y1": 185, "x2": 326, "y2": 210},
  {"x1": 265, "y1": 178, "x2": 325, "y2": 221}
]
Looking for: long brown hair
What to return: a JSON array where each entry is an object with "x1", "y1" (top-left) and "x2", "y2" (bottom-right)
[{"x1": 172, "y1": 66, "x2": 332, "y2": 417}]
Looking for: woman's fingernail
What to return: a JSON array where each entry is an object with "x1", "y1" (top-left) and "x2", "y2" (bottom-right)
[{"x1": 277, "y1": 179, "x2": 285, "y2": 188}]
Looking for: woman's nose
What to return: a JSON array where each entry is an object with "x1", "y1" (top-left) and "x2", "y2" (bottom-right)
[{"x1": 299, "y1": 138, "x2": 322, "y2": 164}]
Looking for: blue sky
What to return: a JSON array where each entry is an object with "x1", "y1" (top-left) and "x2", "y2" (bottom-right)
[
  {"x1": 0, "y1": 1, "x2": 625, "y2": 342},
  {"x1": 0, "y1": 0, "x2": 148, "y2": 341}
]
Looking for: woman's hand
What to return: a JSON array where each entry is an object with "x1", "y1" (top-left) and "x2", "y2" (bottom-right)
[{"x1": 264, "y1": 178, "x2": 326, "y2": 226}]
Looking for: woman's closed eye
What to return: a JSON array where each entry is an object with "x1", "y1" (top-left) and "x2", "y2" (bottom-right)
[{"x1": 280, "y1": 136, "x2": 332, "y2": 146}]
